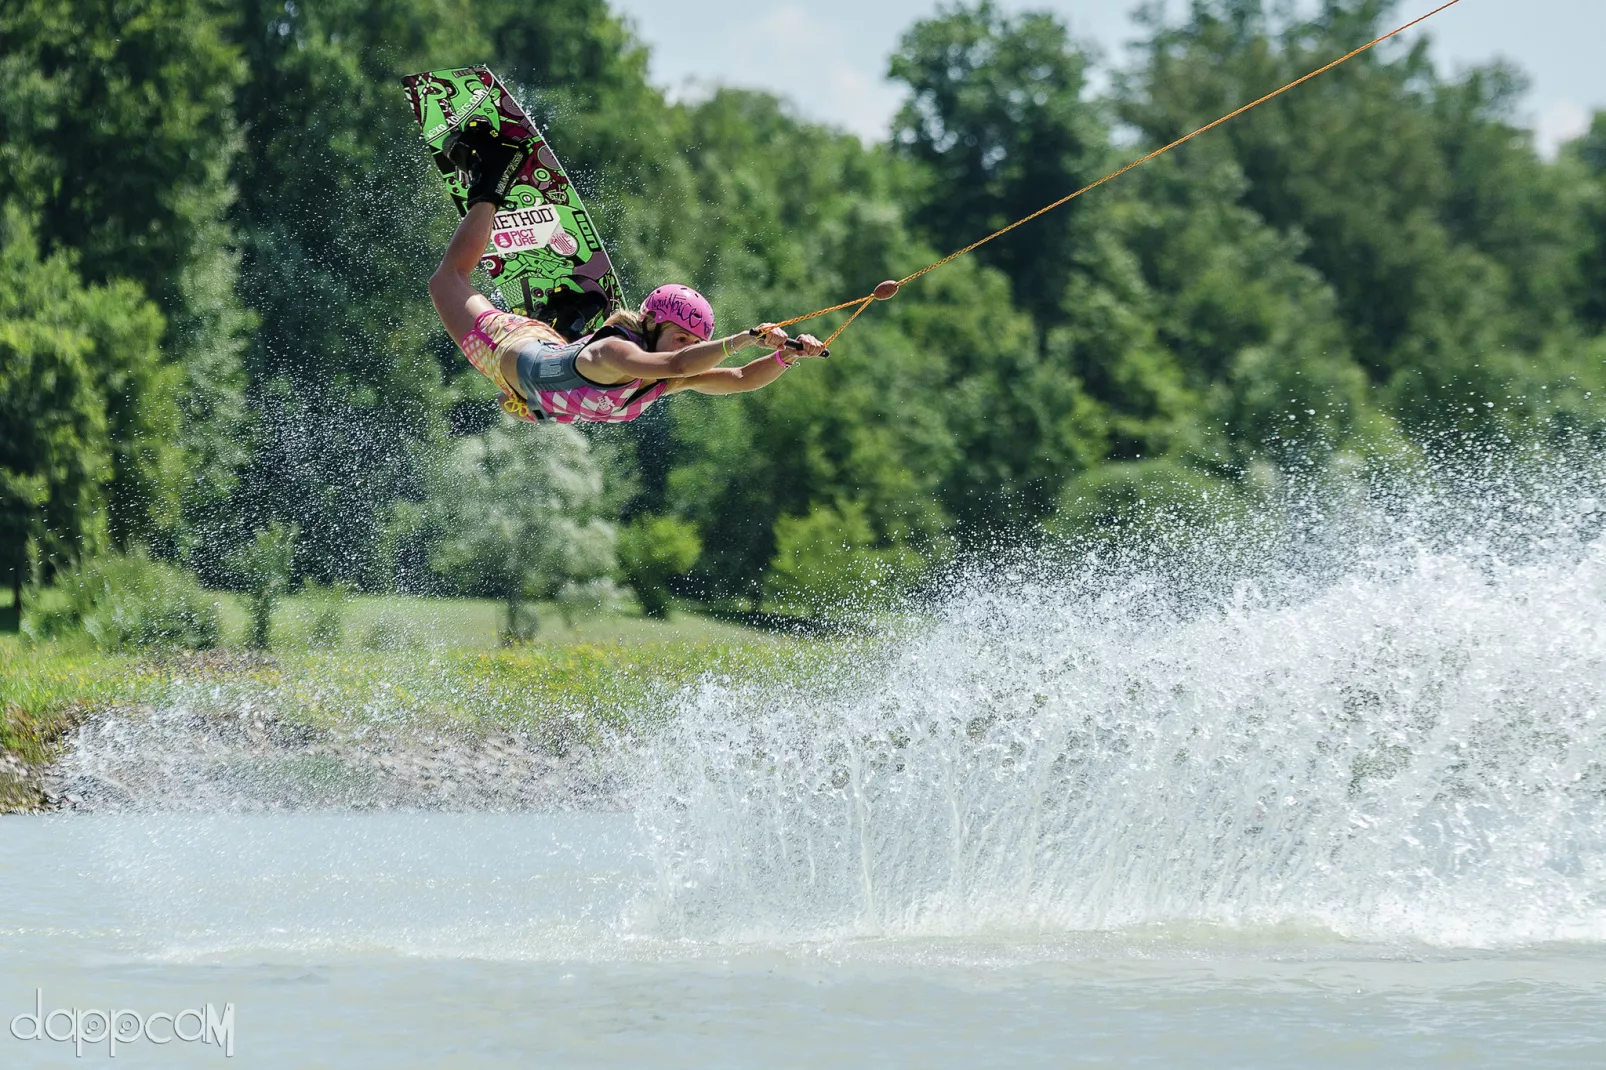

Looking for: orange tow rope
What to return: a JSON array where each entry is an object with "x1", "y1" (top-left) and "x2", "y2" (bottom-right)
[{"x1": 762, "y1": 0, "x2": 1466, "y2": 349}]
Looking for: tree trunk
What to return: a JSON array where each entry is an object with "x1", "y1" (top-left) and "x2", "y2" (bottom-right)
[
  {"x1": 502, "y1": 592, "x2": 520, "y2": 646},
  {"x1": 10, "y1": 572, "x2": 20, "y2": 622}
]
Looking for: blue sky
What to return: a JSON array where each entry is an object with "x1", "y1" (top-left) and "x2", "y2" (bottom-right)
[{"x1": 607, "y1": 0, "x2": 1604, "y2": 156}]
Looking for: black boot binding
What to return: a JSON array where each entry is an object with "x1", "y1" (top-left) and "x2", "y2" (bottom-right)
[{"x1": 443, "y1": 118, "x2": 528, "y2": 209}]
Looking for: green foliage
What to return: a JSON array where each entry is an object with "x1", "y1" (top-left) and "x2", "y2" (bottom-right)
[
  {"x1": 6, "y1": 0, "x2": 1606, "y2": 608},
  {"x1": 890, "y1": 1, "x2": 1107, "y2": 333},
  {"x1": 1046, "y1": 460, "x2": 1243, "y2": 540},
  {"x1": 1, "y1": 638, "x2": 158, "y2": 766},
  {"x1": 0, "y1": 204, "x2": 189, "y2": 603},
  {"x1": 299, "y1": 580, "x2": 351, "y2": 650},
  {"x1": 230, "y1": 522, "x2": 297, "y2": 650},
  {"x1": 617, "y1": 515, "x2": 702, "y2": 619},
  {"x1": 215, "y1": 0, "x2": 464, "y2": 585},
  {"x1": 2, "y1": 626, "x2": 810, "y2": 775},
  {"x1": 0, "y1": 0, "x2": 242, "y2": 305},
  {"x1": 0, "y1": 619, "x2": 807, "y2": 783},
  {"x1": 763, "y1": 503, "x2": 924, "y2": 620},
  {"x1": 1572, "y1": 113, "x2": 1606, "y2": 334},
  {"x1": 0, "y1": 209, "x2": 113, "y2": 597},
  {"x1": 23, "y1": 552, "x2": 220, "y2": 651},
  {"x1": 361, "y1": 614, "x2": 418, "y2": 653},
  {"x1": 0, "y1": 0, "x2": 250, "y2": 546},
  {"x1": 1117, "y1": 0, "x2": 1595, "y2": 434}
]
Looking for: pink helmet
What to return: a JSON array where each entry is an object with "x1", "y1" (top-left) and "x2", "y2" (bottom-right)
[{"x1": 642, "y1": 284, "x2": 715, "y2": 341}]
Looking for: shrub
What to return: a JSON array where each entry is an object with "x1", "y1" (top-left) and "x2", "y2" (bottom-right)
[
  {"x1": 1044, "y1": 459, "x2": 1244, "y2": 542},
  {"x1": 617, "y1": 515, "x2": 702, "y2": 619},
  {"x1": 361, "y1": 615, "x2": 417, "y2": 651},
  {"x1": 229, "y1": 522, "x2": 297, "y2": 650},
  {"x1": 300, "y1": 580, "x2": 351, "y2": 648},
  {"x1": 763, "y1": 503, "x2": 923, "y2": 620},
  {"x1": 23, "y1": 552, "x2": 220, "y2": 651}
]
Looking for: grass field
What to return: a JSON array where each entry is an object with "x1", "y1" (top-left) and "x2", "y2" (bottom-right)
[
  {"x1": 216, "y1": 590, "x2": 779, "y2": 650},
  {"x1": 6, "y1": 581, "x2": 773, "y2": 651},
  {"x1": 0, "y1": 593, "x2": 829, "y2": 774}
]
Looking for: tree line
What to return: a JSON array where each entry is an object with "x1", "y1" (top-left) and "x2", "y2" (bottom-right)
[{"x1": 3, "y1": 0, "x2": 1604, "y2": 626}]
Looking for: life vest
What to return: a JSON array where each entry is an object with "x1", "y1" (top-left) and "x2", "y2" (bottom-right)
[{"x1": 502, "y1": 323, "x2": 668, "y2": 425}]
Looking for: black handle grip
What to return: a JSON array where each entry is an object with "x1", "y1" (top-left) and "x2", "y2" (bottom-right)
[{"x1": 747, "y1": 329, "x2": 829, "y2": 358}]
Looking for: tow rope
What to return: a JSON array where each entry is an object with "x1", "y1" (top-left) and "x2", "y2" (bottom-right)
[{"x1": 756, "y1": 0, "x2": 1467, "y2": 350}]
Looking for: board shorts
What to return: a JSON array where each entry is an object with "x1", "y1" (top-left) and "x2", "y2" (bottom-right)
[{"x1": 457, "y1": 309, "x2": 668, "y2": 424}]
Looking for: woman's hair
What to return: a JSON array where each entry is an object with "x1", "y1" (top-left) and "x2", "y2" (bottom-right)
[
  {"x1": 604, "y1": 305, "x2": 662, "y2": 348},
  {"x1": 603, "y1": 307, "x2": 645, "y2": 334}
]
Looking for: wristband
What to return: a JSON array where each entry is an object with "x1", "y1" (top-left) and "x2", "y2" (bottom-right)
[
  {"x1": 722, "y1": 337, "x2": 733, "y2": 358},
  {"x1": 773, "y1": 350, "x2": 789, "y2": 369}
]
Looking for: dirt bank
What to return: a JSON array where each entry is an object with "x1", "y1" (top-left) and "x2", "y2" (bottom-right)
[{"x1": 4, "y1": 704, "x2": 623, "y2": 813}]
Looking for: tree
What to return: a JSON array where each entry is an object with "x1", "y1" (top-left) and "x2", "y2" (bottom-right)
[
  {"x1": 7, "y1": 0, "x2": 1604, "y2": 613},
  {"x1": 0, "y1": 0, "x2": 250, "y2": 546},
  {"x1": 890, "y1": 254, "x2": 1110, "y2": 532},
  {"x1": 218, "y1": 0, "x2": 673, "y2": 591},
  {"x1": 617, "y1": 515, "x2": 701, "y2": 619},
  {"x1": 429, "y1": 426, "x2": 618, "y2": 640},
  {"x1": 1118, "y1": 0, "x2": 1586, "y2": 438},
  {"x1": 628, "y1": 88, "x2": 962, "y2": 599},
  {"x1": 1571, "y1": 113, "x2": 1606, "y2": 334},
  {"x1": 0, "y1": 209, "x2": 138, "y2": 613},
  {"x1": 218, "y1": 0, "x2": 472, "y2": 587},
  {"x1": 763, "y1": 502, "x2": 924, "y2": 620},
  {"x1": 229, "y1": 522, "x2": 297, "y2": 650},
  {"x1": 889, "y1": 1, "x2": 1108, "y2": 341},
  {"x1": 884, "y1": 3, "x2": 1200, "y2": 523},
  {"x1": 0, "y1": 207, "x2": 189, "y2": 612}
]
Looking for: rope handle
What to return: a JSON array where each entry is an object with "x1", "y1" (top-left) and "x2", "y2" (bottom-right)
[
  {"x1": 747, "y1": 329, "x2": 830, "y2": 358},
  {"x1": 745, "y1": 0, "x2": 1465, "y2": 351}
]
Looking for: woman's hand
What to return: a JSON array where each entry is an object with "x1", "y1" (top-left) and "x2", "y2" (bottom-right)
[
  {"x1": 792, "y1": 334, "x2": 827, "y2": 358},
  {"x1": 747, "y1": 323, "x2": 790, "y2": 350},
  {"x1": 740, "y1": 324, "x2": 829, "y2": 363},
  {"x1": 777, "y1": 333, "x2": 827, "y2": 366}
]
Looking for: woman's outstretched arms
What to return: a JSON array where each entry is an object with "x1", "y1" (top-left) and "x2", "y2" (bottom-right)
[
  {"x1": 588, "y1": 327, "x2": 826, "y2": 383},
  {"x1": 663, "y1": 336, "x2": 828, "y2": 395},
  {"x1": 429, "y1": 202, "x2": 498, "y2": 342},
  {"x1": 586, "y1": 325, "x2": 779, "y2": 380}
]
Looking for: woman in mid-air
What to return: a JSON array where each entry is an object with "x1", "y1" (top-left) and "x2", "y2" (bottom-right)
[{"x1": 429, "y1": 129, "x2": 826, "y2": 424}]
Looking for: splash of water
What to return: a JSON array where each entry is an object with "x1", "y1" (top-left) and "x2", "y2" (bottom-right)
[{"x1": 628, "y1": 456, "x2": 1606, "y2": 947}]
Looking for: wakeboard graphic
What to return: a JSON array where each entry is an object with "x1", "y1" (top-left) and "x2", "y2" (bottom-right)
[{"x1": 402, "y1": 66, "x2": 625, "y2": 339}]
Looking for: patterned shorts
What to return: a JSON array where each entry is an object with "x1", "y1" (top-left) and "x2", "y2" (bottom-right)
[{"x1": 458, "y1": 309, "x2": 568, "y2": 423}]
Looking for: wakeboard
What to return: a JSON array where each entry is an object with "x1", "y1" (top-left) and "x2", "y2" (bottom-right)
[{"x1": 401, "y1": 66, "x2": 625, "y2": 340}]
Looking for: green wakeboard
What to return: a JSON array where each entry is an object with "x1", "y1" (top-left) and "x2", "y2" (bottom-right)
[{"x1": 401, "y1": 65, "x2": 625, "y2": 339}]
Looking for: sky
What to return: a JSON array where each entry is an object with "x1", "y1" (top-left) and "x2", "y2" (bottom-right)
[{"x1": 607, "y1": 0, "x2": 1605, "y2": 157}]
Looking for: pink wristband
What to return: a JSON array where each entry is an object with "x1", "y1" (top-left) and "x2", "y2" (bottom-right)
[{"x1": 773, "y1": 350, "x2": 789, "y2": 369}]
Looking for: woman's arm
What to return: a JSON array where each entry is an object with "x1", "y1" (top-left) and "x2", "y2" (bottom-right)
[
  {"x1": 587, "y1": 324, "x2": 807, "y2": 380},
  {"x1": 663, "y1": 338, "x2": 827, "y2": 395},
  {"x1": 429, "y1": 202, "x2": 498, "y2": 343}
]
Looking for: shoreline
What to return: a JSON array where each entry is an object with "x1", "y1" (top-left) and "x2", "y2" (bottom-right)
[
  {"x1": 2, "y1": 703, "x2": 622, "y2": 814},
  {"x1": 0, "y1": 749, "x2": 49, "y2": 812},
  {"x1": 2, "y1": 629, "x2": 829, "y2": 814}
]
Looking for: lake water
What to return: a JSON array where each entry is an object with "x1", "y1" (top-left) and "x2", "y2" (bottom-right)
[
  {"x1": 5, "y1": 463, "x2": 1606, "y2": 1066},
  {"x1": 3, "y1": 812, "x2": 1604, "y2": 1068}
]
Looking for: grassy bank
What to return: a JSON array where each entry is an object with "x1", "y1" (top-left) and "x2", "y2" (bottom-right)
[
  {"x1": 1, "y1": 596, "x2": 826, "y2": 791},
  {"x1": 0, "y1": 640, "x2": 162, "y2": 766}
]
